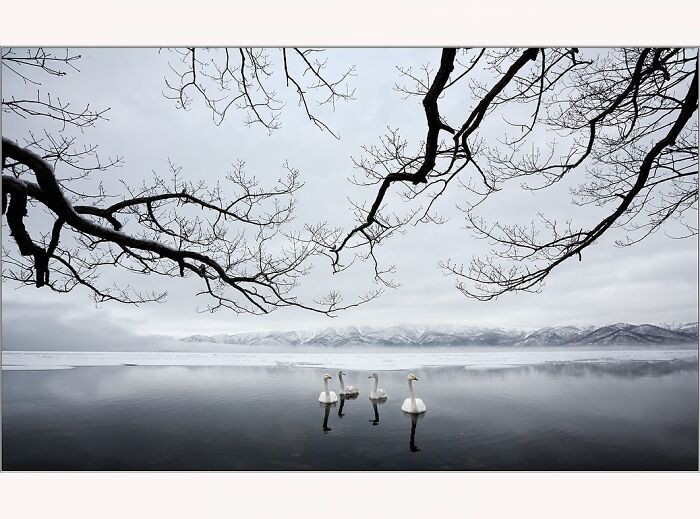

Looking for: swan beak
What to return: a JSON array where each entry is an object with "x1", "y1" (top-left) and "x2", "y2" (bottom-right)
[{"x1": 367, "y1": 375, "x2": 372, "y2": 378}]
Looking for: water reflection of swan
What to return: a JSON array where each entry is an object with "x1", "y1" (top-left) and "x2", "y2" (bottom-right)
[
  {"x1": 338, "y1": 370, "x2": 360, "y2": 396},
  {"x1": 401, "y1": 374, "x2": 426, "y2": 414},
  {"x1": 320, "y1": 402, "x2": 334, "y2": 432},
  {"x1": 403, "y1": 411, "x2": 424, "y2": 452},
  {"x1": 368, "y1": 373, "x2": 388, "y2": 400},
  {"x1": 318, "y1": 373, "x2": 338, "y2": 403},
  {"x1": 338, "y1": 393, "x2": 358, "y2": 417},
  {"x1": 369, "y1": 399, "x2": 385, "y2": 425}
]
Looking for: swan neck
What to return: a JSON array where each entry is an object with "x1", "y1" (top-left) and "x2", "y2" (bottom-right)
[
  {"x1": 373, "y1": 378, "x2": 378, "y2": 392},
  {"x1": 324, "y1": 378, "x2": 330, "y2": 396},
  {"x1": 339, "y1": 373, "x2": 345, "y2": 390},
  {"x1": 409, "y1": 379, "x2": 416, "y2": 402}
]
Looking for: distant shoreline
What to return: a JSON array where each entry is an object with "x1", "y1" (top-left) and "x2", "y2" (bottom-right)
[{"x1": 3, "y1": 348, "x2": 697, "y2": 372}]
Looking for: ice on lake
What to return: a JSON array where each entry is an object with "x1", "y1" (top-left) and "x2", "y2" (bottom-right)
[{"x1": 2, "y1": 347, "x2": 697, "y2": 371}]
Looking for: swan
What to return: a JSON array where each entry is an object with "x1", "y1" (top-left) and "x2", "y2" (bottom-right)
[
  {"x1": 318, "y1": 373, "x2": 339, "y2": 403},
  {"x1": 338, "y1": 370, "x2": 360, "y2": 396},
  {"x1": 401, "y1": 374, "x2": 426, "y2": 414},
  {"x1": 368, "y1": 373, "x2": 388, "y2": 400}
]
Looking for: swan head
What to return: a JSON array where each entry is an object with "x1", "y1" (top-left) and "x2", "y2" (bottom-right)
[
  {"x1": 323, "y1": 373, "x2": 332, "y2": 380},
  {"x1": 338, "y1": 370, "x2": 346, "y2": 376},
  {"x1": 408, "y1": 373, "x2": 418, "y2": 381},
  {"x1": 368, "y1": 372, "x2": 378, "y2": 379}
]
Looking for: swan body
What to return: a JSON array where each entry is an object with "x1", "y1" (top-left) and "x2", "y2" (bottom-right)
[
  {"x1": 338, "y1": 370, "x2": 360, "y2": 396},
  {"x1": 401, "y1": 374, "x2": 426, "y2": 414},
  {"x1": 368, "y1": 373, "x2": 388, "y2": 400},
  {"x1": 402, "y1": 397, "x2": 426, "y2": 414},
  {"x1": 318, "y1": 373, "x2": 338, "y2": 403}
]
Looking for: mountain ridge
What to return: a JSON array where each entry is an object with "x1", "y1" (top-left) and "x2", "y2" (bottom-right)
[{"x1": 181, "y1": 322, "x2": 699, "y2": 347}]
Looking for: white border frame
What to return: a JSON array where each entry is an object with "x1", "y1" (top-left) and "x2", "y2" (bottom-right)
[{"x1": 1, "y1": 1, "x2": 699, "y2": 517}]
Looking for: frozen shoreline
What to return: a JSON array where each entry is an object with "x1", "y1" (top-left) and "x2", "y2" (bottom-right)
[{"x1": 2, "y1": 349, "x2": 697, "y2": 372}]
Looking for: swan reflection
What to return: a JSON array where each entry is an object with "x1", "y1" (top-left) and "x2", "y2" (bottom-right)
[
  {"x1": 403, "y1": 411, "x2": 425, "y2": 452},
  {"x1": 369, "y1": 399, "x2": 386, "y2": 426},
  {"x1": 320, "y1": 402, "x2": 336, "y2": 432},
  {"x1": 338, "y1": 393, "x2": 358, "y2": 417}
]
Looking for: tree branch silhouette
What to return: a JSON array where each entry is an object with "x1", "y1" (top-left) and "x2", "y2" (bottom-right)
[{"x1": 332, "y1": 47, "x2": 698, "y2": 299}]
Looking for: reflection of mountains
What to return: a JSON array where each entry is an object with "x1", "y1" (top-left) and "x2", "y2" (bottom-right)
[{"x1": 461, "y1": 358, "x2": 698, "y2": 379}]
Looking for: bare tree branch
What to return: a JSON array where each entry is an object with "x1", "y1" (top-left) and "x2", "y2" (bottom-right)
[
  {"x1": 163, "y1": 47, "x2": 355, "y2": 137},
  {"x1": 332, "y1": 47, "x2": 698, "y2": 299},
  {"x1": 2, "y1": 138, "x2": 380, "y2": 313}
]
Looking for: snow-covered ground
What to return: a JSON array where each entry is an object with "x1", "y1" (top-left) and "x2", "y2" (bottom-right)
[{"x1": 2, "y1": 349, "x2": 697, "y2": 371}]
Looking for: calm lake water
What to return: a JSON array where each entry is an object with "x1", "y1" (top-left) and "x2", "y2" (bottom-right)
[{"x1": 2, "y1": 356, "x2": 698, "y2": 470}]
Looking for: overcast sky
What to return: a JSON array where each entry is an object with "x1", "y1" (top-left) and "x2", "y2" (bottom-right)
[{"x1": 2, "y1": 48, "x2": 697, "y2": 348}]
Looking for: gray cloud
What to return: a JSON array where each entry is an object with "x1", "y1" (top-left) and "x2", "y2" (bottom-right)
[{"x1": 0, "y1": 297, "x2": 168, "y2": 351}]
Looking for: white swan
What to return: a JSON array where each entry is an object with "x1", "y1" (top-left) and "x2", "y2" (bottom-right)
[
  {"x1": 318, "y1": 373, "x2": 338, "y2": 403},
  {"x1": 368, "y1": 373, "x2": 388, "y2": 400},
  {"x1": 401, "y1": 374, "x2": 426, "y2": 414},
  {"x1": 338, "y1": 370, "x2": 360, "y2": 396}
]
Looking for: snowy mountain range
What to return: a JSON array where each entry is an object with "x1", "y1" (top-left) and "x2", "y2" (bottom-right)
[{"x1": 181, "y1": 322, "x2": 699, "y2": 347}]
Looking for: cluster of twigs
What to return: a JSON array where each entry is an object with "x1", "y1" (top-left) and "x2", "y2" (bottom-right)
[
  {"x1": 3, "y1": 47, "x2": 697, "y2": 311},
  {"x1": 162, "y1": 48, "x2": 355, "y2": 137},
  {"x1": 332, "y1": 48, "x2": 698, "y2": 300},
  {"x1": 2, "y1": 48, "x2": 377, "y2": 314}
]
